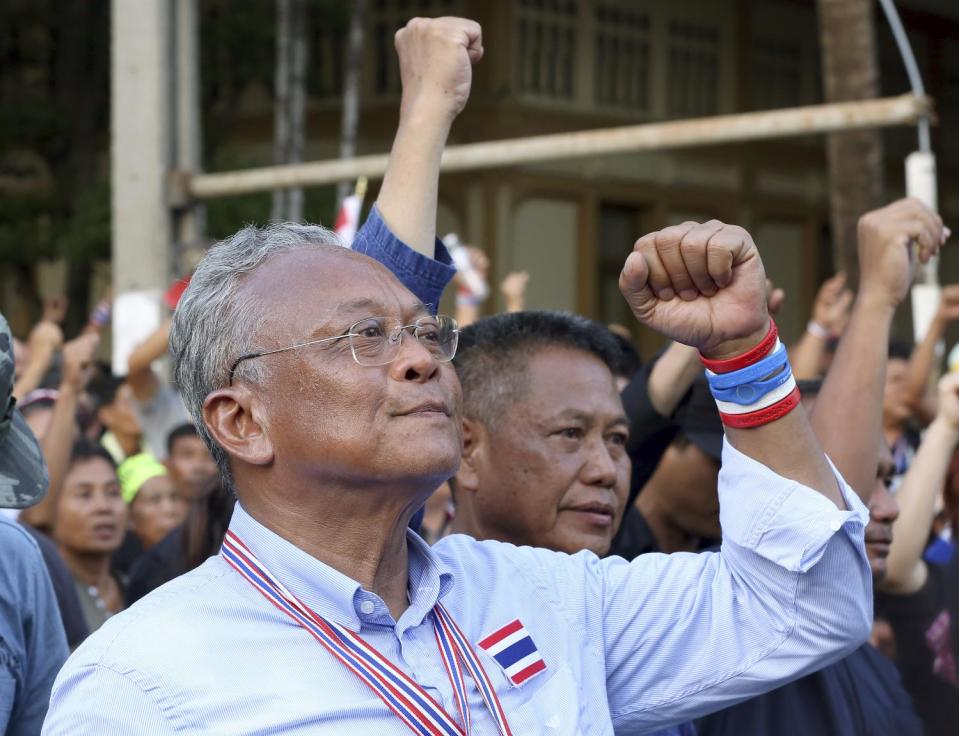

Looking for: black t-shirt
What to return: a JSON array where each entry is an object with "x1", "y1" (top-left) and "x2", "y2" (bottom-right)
[
  {"x1": 609, "y1": 505, "x2": 661, "y2": 559},
  {"x1": 696, "y1": 643, "x2": 922, "y2": 736},
  {"x1": 877, "y1": 554, "x2": 959, "y2": 736},
  {"x1": 610, "y1": 357, "x2": 686, "y2": 559},
  {"x1": 111, "y1": 531, "x2": 145, "y2": 581},
  {"x1": 619, "y1": 360, "x2": 682, "y2": 504},
  {"x1": 22, "y1": 525, "x2": 89, "y2": 649},
  {"x1": 126, "y1": 525, "x2": 186, "y2": 604}
]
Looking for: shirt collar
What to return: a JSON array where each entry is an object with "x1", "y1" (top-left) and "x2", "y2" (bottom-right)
[{"x1": 226, "y1": 503, "x2": 454, "y2": 633}]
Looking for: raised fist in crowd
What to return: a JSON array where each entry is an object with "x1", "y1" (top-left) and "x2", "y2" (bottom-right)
[
  {"x1": 60, "y1": 332, "x2": 100, "y2": 392},
  {"x1": 42, "y1": 296, "x2": 69, "y2": 325},
  {"x1": 934, "y1": 283, "x2": 959, "y2": 328},
  {"x1": 935, "y1": 372, "x2": 959, "y2": 432},
  {"x1": 810, "y1": 272, "x2": 854, "y2": 339},
  {"x1": 619, "y1": 220, "x2": 769, "y2": 358},
  {"x1": 857, "y1": 197, "x2": 947, "y2": 310},
  {"x1": 500, "y1": 271, "x2": 530, "y2": 313},
  {"x1": 394, "y1": 16, "x2": 483, "y2": 122}
]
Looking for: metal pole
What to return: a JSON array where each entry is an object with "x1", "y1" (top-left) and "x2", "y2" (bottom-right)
[
  {"x1": 179, "y1": 93, "x2": 932, "y2": 201},
  {"x1": 111, "y1": 0, "x2": 174, "y2": 374},
  {"x1": 336, "y1": 0, "x2": 368, "y2": 208},
  {"x1": 173, "y1": 0, "x2": 205, "y2": 249}
]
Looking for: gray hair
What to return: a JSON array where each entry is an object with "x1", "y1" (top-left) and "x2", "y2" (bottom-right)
[{"x1": 169, "y1": 221, "x2": 345, "y2": 490}]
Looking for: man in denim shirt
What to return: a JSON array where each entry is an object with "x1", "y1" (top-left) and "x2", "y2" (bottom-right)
[{"x1": 0, "y1": 313, "x2": 70, "y2": 735}]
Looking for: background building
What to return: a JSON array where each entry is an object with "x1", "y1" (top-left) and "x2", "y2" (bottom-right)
[{"x1": 3, "y1": 0, "x2": 959, "y2": 354}]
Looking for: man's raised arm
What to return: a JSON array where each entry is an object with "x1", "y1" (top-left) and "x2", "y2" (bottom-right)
[
  {"x1": 376, "y1": 17, "x2": 481, "y2": 256},
  {"x1": 593, "y1": 221, "x2": 875, "y2": 731},
  {"x1": 352, "y1": 16, "x2": 481, "y2": 307},
  {"x1": 810, "y1": 198, "x2": 947, "y2": 498},
  {"x1": 620, "y1": 221, "x2": 839, "y2": 502}
]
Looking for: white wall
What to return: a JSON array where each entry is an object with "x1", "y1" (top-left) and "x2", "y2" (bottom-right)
[
  {"x1": 751, "y1": 221, "x2": 808, "y2": 342},
  {"x1": 506, "y1": 198, "x2": 579, "y2": 313}
]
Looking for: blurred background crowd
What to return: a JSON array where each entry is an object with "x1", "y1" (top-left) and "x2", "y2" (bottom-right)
[{"x1": 4, "y1": 1, "x2": 959, "y2": 735}]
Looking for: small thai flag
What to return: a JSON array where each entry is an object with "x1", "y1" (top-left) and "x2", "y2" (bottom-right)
[{"x1": 477, "y1": 619, "x2": 547, "y2": 687}]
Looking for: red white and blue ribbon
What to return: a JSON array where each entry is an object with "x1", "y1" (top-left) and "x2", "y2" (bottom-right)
[{"x1": 220, "y1": 530, "x2": 513, "y2": 736}]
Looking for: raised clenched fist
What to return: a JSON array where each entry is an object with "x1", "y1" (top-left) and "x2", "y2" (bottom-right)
[
  {"x1": 394, "y1": 17, "x2": 483, "y2": 122},
  {"x1": 811, "y1": 272, "x2": 854, "y2": 338},
  {"x1": 857, "y1": 197, "x2": 949, "y2": 309},
  {"x1": 618, "y1": 220, "x2": 770, "y2": 359},
  {"x1": 935, "y1": 284, "x2": 959, "y2": 325},
  {"x1": 935, "y1": 372, "x2": 959, "y2": 432},
  {"x1": 61, "y1": 332, "x2": 100, "y2": 391}
]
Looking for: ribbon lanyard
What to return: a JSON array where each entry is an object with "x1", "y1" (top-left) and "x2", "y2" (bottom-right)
[{"x1": 221, "y1": 531, "x2": 513, "y2": 736}]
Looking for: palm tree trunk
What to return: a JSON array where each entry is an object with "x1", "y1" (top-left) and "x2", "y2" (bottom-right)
[
  {"x1": 336, "y1": 0, "x2": 367, "y2": 208},
  {"x1": 271, "y1": 0, "x2": 308, "y2": 222},
  {"x1": 817, "y1": 0, "x2": 885, "y2": 285}
]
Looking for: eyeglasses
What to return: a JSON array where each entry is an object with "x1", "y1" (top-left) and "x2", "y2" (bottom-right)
[{"x1": 227, "y1": 314, "x2": 459, "y2": 385}]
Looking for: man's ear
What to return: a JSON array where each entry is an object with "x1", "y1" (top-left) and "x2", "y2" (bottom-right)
[
  {"x1": 202, "y1": 385, "x2": 274, "y2": 468},
  {"x1": 454, "y1": 417, "x2": 486, "y2": 495}
]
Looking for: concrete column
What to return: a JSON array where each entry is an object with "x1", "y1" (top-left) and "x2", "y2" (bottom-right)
[
  {"x1": 111, "y1": 0, "x2": 174, "y2": 375},
  {"x1": 173, "y1": 0, "x2": 205, "y2": 249},
  {"x1": 111, "y1": 0, "x2": 174, "y2": 296}
]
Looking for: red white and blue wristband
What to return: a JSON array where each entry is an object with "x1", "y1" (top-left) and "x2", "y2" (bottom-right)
[{"x1": 701, "y1": 320, "x2": 801, "y2": 429}]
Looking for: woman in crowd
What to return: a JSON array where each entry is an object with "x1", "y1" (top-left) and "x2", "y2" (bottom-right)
[
  {"x1": 118, "y1": 452, "x2": 187, "y2": 550},
  {"x1": 51, "y1": 439, "x2": 127, "y2": 634}
]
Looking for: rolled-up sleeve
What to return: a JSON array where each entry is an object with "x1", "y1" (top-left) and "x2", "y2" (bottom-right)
[
  {"x1": 716, "y1": 440, "x2": 869, "y2": 572},
  {"x1": 599, "y1": 439, "x2": 871, "y2": 733},
  {"x1": 351, "y1": 205, "x2": 456, "y2": 311}
]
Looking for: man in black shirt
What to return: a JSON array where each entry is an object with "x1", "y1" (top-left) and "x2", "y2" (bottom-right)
[
  {"x1": 696, "y1": 439, "x2": 922, "y2": 735},
  {"x1": 878, "y1": 552, "x2": 959, "y2": 736},
  {"x1": 876, "y1": 372, "x2": 959, "y2": 736},
  {"x1": 614, "y1": 377, "x2": 723, "y2": 556}
]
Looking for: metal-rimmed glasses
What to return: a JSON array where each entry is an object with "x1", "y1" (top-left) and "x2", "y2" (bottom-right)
[{"x1": 227, "y1": 313, "x2": 460, "y2": 385}]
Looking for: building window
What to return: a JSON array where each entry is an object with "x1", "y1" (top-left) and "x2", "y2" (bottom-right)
[
  {"x1": 310, "y1": 22, "x2": 346, "y2": 100},
  {"x1": 666, "y1": 19, "x2": 719, "y2": 117},
  {"x1": 750, "y1": 38, "x2": 802, "y2": 110},
  {"x1": 371, "y1": 0, "x2": 462, "y2": 97},
  {"x1": 594, "y1": 2, "x2": 651, "y2": 112},
  {"x1": 515, "y1": 0, "x2": 577, "y2": 100},
  {"x1": 597, "y1": 204, "x2": 643, "y2": 331}
]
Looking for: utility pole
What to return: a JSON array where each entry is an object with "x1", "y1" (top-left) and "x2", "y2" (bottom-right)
[
  {"x1": 817, "y1": 0, "x2": 884, "y2": 285},
  {"x1": 271, "y1": 0, "x2": 308, "y2": 222},
  {"x1": 173, "y1": 0, "x2": 205, "y2": 255},
  {"x1": 110, "y1": 0, "x2": 174, "y2": 315},
  {"x1": 336, "y1": 0, "x2": 367, "y2": 208}
]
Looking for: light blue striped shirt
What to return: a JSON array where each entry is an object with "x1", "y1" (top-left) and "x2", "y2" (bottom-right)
[{"x1": 43, "y1": 440, "x2": 871, "y2": 735}]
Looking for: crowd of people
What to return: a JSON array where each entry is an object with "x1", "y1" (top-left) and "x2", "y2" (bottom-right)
[{"x1": 1, "y1": 13, "x2": 958, "y2": 736}]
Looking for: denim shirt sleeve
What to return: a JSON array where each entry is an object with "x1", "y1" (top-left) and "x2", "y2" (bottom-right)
[
  {"x1": 351, "y1": 204, "x2": 456, "y2": 313},
  {"x1": 1, "y1": 521, "x2": 69, "y2": 736}
]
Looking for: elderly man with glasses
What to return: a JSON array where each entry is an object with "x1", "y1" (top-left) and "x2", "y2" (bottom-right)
[{"x1": 45, "y1": 17, "x2": 879, "y2": 736}]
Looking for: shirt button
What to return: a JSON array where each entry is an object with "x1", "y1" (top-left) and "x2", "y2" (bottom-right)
[
  {"x1": 828, "y1": 518, "x2": 842, "y2": 532},
  {"x1": 360, "y1": 601, "x2": 375, "y2": 615}
]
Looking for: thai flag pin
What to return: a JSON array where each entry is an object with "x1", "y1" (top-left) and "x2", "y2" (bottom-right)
[{"x1": 477, "y1": 619, "x2": 547, "y2": 687}]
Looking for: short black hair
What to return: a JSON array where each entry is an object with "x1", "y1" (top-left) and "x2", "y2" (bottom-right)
[
  {"x1": 167, "y1": 422, "x2": 199, "y2": 456},
  {"x1": 453, "y1": 311, "x2": 622, "y2": 427},
  {"x1": 608, "y1": 331, "x2": 642, "y2": 380},
  {"x1": 68, "y1": 438, "x2": 117, "y2": 471},
  {"x1": 796, "y1": 378, "x2": 823, "y2": 398},
  {"x1": 88, "y1": 371, "x2": 125, "y2": 409},
  {"x1": 888, "y1": 341, "x2": 912, "y2": 362}
]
